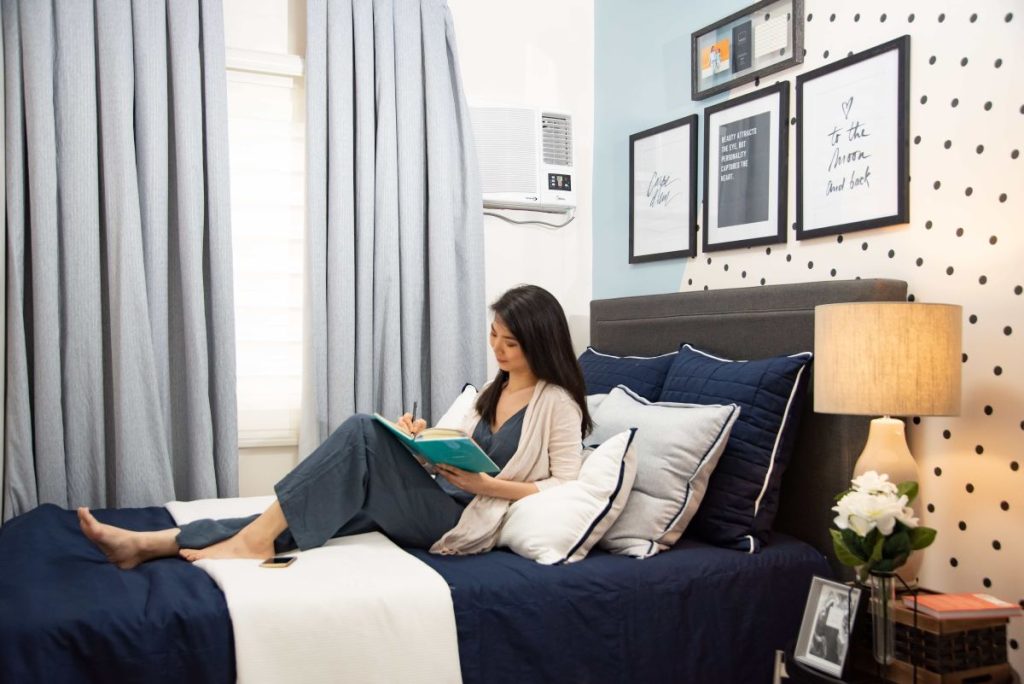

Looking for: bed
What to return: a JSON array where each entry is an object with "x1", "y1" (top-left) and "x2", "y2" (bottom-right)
[{"x1": 0, "y1": 278, "x2": 908, "y2": 683}]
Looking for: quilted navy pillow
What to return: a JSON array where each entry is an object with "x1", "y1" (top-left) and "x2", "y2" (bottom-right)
[
  {"x1": 658, "y1": 344, "x2": 812, "y2": 553},
  {"x1": 578, "y1": 347, "x2": 676, "y2": 401}
]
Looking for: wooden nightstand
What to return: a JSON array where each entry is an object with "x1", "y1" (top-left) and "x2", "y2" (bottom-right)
[{"x1": 780, "y1": 652, "x2": 886, "y2": 683}]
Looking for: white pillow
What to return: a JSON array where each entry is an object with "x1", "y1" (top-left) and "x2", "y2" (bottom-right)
[
  {"x1": 498, "y1": 429, "x2": 638, "y2": 564},
  {"x1": 585, "y1": 392, "x2": 608, "y2": 417},
  {"x1": 593, "y1": 386, "x2": 740, "y2": 558},
  {"x1": 434, "y1": 383, "x2": 477, "y2": 429}
]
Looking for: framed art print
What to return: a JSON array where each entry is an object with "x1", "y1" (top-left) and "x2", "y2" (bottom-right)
[
  {"x1": 794, "y1": 576, "x2": 862, "y2": 678},
  {"x1": 691, "y1": 0, "x2": 804, "y2": 100},
  {"x1": 629, "y1": 115, "x2": 698, "y2": 263},
  {"x1": 702, "y1": 81, "x2": 789, "y2": 253},
  {"x1": 795, "y1": 35, "x2": 910, "y2": 240}
]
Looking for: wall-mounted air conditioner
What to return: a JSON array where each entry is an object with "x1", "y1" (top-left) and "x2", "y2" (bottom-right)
[{"x1": 469, "y1": 106, "x2": 576, "y2": 213}]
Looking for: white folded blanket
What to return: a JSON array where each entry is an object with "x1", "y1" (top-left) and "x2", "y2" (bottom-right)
[{"x1": 166, "y1": 497, "x2": 462, "y2": 684}]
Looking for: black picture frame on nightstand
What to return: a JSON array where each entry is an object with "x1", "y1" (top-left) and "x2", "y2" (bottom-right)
[{"x1": 794, "y1": 577, "x2": 863, "y2": 679}]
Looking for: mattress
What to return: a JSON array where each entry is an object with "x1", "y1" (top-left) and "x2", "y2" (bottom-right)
[{"x1": 0, "y1": 504, "x2": 828, "y2": 683}]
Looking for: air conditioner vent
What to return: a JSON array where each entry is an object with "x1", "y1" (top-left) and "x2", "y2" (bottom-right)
[
  {"x1": 541, "y1": 113, "x2": 572, "y2": 166},
  {"x1": 471, "y1": 108, "x2": 536, "y2": 195}
]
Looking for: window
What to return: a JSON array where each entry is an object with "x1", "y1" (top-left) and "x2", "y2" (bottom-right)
[{"x1": 226, "y1": 51, "x2": 305, "y2": 447}]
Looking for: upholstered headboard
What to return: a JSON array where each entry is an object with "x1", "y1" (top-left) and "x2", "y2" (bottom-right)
[{"x1": 590, "y1": 278, "x2": 908, "y2": 575}]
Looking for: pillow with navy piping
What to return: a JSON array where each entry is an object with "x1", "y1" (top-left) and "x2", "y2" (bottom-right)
[
  {"x1": 658, "y1": 344, "x2": 812, "y2": 553},
  {"x1": 589, "y1": 386, "x2": 740, "y2": 558},
  {"x1": 577, "y1": 347, "x2": 677, "y2": 401},
  {"x1": 497, "y1": 429, "x2": 638, "y2": 564}
]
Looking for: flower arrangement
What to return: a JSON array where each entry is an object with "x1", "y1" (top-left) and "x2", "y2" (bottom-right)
[{"x1": 830, "y1": 471, "x2": 936, "y2": 582}]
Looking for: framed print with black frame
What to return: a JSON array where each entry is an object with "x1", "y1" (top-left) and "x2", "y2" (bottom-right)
[
  {"x1": 703, "y1": 81, "x2": 789, "y2": 253},
  {"x1": 629, "y1": 115, "x2": 698, "y2": 263},
  {"x1": 795, "y1": 35, "x2": 910, "y2": 240},
  {"x1": 691, "y1": 0, "x2": 804, "y2": 101},
  {"x1": 794, "y1": 576, "x2": 862, "y2": 678}
]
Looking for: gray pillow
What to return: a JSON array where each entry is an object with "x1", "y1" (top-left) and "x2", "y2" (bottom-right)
[{"x1": 591, "y1": 385, "x2": 740, "y2": 558}]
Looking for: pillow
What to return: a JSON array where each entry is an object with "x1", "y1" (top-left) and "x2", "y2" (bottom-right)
[
  {"x1": 585, "y1": 392, "x2": 608, "y2": 416},
  {"x1": 497, "y1": 429, "x2": 638, "y2": 564},
  {"x1": 434, "y1": 383, "x2": 477, "y2": 429},
  {"x1": 578, "y1": 347, "x2": 676, "y2": 401},
  {"x1": 590, "y1": 386, "x2": 740, "y2": 558},
  {"x1": 658, "y1": 344, "x2": 812, "y2": 553}
]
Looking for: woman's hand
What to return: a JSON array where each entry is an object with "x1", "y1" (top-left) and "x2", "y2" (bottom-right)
[
  {"x1": 396, "y1": 413, "x2": 427, "y2": 436},
  {"x1": 434, "y1": 465, "x2": 494, "y2": 496}
]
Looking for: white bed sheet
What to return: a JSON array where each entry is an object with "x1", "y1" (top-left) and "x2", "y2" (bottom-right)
[{"x1": 167, "y1": 496, "x2": 462, "y2": 684}]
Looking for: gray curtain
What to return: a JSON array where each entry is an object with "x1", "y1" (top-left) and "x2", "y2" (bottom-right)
[
  {"x1": 2, "y1": 0, "x2": 238, "y2": 520},
  {"x1": 301, "y1": 0, "x2": 485, "y2": 453}
]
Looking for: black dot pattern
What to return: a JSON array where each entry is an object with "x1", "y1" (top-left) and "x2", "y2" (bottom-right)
[{"x1": 675, "y1": 11, "x2": 1023, "y2": 626}]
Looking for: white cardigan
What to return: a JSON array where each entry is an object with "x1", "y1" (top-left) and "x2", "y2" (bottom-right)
[{"x1": 430, "y1": 381, "x2": 583, "y2": 555}]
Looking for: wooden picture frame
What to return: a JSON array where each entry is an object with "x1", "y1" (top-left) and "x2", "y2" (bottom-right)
[
  {"x1": 691, "y1": 0, "x2": 804, "y2": 101},
  {"x1": 702, "y1": 81, "x2": 789, "y2": 253},
  {"x1": 795, "y1": 35, "x2": 911, "y2": 240},
  {"x1": 629, "y1": 115, "x2": 698, "y2": 262},
  {"x1": 794, "y1": 576, "x2": 863, "y2": 678}
]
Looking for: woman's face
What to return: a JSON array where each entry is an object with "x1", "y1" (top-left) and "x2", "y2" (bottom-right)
[{"x1": 490, "y1": 317, "x2": 531, "y2": 376}]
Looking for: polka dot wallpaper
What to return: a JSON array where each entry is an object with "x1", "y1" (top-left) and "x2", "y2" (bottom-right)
[{"x1": 679, "y1": 0, "x2": 1023, "y2": 668}]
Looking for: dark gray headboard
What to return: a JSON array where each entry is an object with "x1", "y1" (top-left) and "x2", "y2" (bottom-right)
[{"x1": 590, "y1": 278, "x2": 907, "y2": 576}]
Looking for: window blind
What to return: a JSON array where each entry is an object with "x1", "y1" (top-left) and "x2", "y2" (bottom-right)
[{"x1": 226, "y1": 63, "x2": 305, "y2": 447}]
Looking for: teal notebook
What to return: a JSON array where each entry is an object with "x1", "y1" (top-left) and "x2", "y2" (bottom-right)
[{"x1": 372, "y1": 414, "x2": 501, "y2": 474}]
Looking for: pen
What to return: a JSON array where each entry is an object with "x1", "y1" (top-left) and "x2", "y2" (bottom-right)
[{"x1": 412, "y1": 401, "x2": 418, "y2": 422}]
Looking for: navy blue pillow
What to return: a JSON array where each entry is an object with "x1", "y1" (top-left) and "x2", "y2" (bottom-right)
[
  {"x1": 578, "y1": 347, "x2": 676, "y2": 401},
  {"x1": 658, "y1": 344, "x2": 812, "y2": 553}
]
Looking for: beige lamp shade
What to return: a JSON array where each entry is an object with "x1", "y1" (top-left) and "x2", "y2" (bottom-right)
[{"x1": 814, "y1": 302, "x2": 962, "y2": 416}]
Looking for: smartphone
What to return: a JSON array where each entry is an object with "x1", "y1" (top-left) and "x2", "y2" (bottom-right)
[{"x1": 260, "y1": 555, "x2": 296, "y2": 569}]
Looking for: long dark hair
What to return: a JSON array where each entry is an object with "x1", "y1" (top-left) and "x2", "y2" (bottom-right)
[{"x1": 475, "y1": 285, "x2": 592, "y2": 437}]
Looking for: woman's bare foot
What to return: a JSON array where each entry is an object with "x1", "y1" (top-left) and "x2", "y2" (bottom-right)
[
  {"x1": 179, "y1": 528, "x2": 273, "y2": 562},
  {"x1": 78, "y1": 507, "x2": 180, "y2": 570},
  {"x1": 179, "y1": 499, "x2": 285, "y2": 563}
]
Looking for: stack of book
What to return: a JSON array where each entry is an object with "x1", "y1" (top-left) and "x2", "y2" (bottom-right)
[
  {"x1": 853, "y1": 592, "x2": 1024, "y2": 683},
  {"x1": 901, "y1": 592, "x2": 1023, "y2": 620}
]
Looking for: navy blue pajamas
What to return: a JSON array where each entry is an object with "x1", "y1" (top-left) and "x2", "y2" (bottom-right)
[{"x1": 176, "y1": 414, "x2": 467, "y2": 552}]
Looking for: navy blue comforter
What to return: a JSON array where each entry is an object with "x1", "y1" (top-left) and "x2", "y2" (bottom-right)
[
  {"x1": 0, "y1": 505, "x2": 828, "y2": 683},
  {"x1": 411, "y1": 537, "x2": 828, "y2": 683},
  {"x1": 0, "y1": 505, "x2": 234, "y2": 684}
]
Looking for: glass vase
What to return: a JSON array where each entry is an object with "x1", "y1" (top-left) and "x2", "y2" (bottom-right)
[{"x1": 868, "y1": 571, "x2": 897, "y2": 665}]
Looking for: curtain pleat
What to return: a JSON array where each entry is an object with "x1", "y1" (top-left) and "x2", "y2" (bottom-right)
[
  {"x1": 2, "y1": 0, "x2": 238, "y2": 520},
  {"x1": 301, "y1": 0, "x2": 485, "y2": 456}
]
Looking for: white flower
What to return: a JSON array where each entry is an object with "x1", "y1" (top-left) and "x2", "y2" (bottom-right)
[
  {"x1": 832, "y1": 489, "x2": 918, "y2": 537},
  {"x1": 850, "y1": 470, "x2": 899, "y2": 496}
]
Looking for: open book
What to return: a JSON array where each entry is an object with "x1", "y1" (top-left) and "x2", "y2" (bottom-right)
[{"x1": 373, "y1": 414, "x2": 501, "y2": 474}]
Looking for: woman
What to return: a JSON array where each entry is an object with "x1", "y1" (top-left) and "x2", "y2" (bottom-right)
[{"x1": 79, "y1": 285, "x2": 591, "y2": 568}]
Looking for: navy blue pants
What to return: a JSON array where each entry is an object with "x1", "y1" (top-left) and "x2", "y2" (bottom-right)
[{"x1": 176, "y1": 414, "x2": 466, "y2": 552}]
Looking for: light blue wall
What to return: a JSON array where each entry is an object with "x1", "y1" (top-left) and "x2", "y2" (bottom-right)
[{"x1": 593, "y1": 0, "x2": 746, "y2": 299}]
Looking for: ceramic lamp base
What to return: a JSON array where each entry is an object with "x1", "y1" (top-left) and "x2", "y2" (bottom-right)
[{"x1": 853, "y1": 417, "x2": 922, "y2": 586}]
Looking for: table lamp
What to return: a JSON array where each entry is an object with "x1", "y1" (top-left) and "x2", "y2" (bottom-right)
[{"x1": 814, "y1": 302, "x2": 962, "y2": 580}]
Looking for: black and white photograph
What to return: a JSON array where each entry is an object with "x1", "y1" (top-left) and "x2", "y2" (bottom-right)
[
  {"x1": 702, "y1": 81, "x2": 789, "y2": 252},
  {"x1": 629, "y1": 115, "x2": 698, "y2": 262},
  {"x1": 794, "y1": 577, "x2": 862, "y2": 678},
  {"x1": 795, "y1": 35, "x2": 910, "y2": 239}
]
